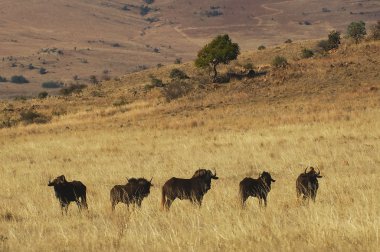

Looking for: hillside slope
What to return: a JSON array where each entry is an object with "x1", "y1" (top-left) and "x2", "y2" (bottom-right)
[{"x1": 0, "y1": 0, "x2": 379, "y2": 97}]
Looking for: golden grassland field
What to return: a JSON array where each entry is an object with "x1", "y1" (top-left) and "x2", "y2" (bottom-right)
[
  {"x1": 0, "y1": 103, "x2": 379, "y2": 251},
  {"x1": 0, "y1": 40, "x2": 380, "y2": 251}
]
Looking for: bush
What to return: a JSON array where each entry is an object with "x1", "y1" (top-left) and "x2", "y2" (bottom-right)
[
  {"x1": 42, "y1": 81, "x2": 63, "y2": 89},
  {"x1": 140, "y1": 5, "x2": 151, "y2": 16},
  {"x1": 258, "y1": 45, "x2": 266, "y2": 50},
  {"x1": 169, "y1": 69, "x2": 189, "y2": 80},
  {"x1": 163, "y1": 81, "x2": 192, "y2": 101},
  {"x1": 301, "y1": 48, "x2": 314, "y2": 58},
  {"x1": 28, "y1": 64, "x2": 35, "y2": 70},
  {"x1": 89, "y1": 75, "x2": 99, "y2": 84},
  {"x1": 272, "y1": 56, "x2": 288, "y2": 68},
  {"x1": 144, "y1": 0, "x2": 154, "y2": 3},
  {"x1": 0, "y1": 76, "x2": 7, "y2": 82},
  {"x1": 347, "y1": 21, "x2": 366, "y2": 43},
  {"x1": 59, "y1": 84, "x2": 87, "y2": 96},
  {"x1": 318, "y1": 30, "x2": 341, "y2": 52},
  {"x1": 174, "y1": 58, "x2": 182, "y2": 64},
  {"x1": 39, "y1": 67, "x2": 47, "y2": 74},
  {"x1": 20, "y1": 110, "x2": 50, "y2": 124},
  {"x1": 368, "y1": 21, "x2": 380, "y2": 40},
  {"x1": 284, "y1": 39, "x2": 292, "y2": 43},
  {"x1": 11, "y1": 75, "x2": 29, "y2": 84},
  {"x1": 244, "y1": 63, "x2": 254, "y2": 70},
  {"x1": 150, "y1": 77, "x2": 164, "y2": 87},
  {"x1": 38, "y1": 91, "x2": 48, "y2": 99}
]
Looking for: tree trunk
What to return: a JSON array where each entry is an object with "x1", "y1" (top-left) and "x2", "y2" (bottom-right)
[{"x1": 212, "y1": 63, "x2": 218, "y2": 82}]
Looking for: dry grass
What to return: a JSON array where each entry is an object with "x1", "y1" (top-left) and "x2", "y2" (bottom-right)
[
  {"x1": 0, "y1": 39, "x2": 379, "y2": 251},
  {"x1": 0, "y1": 101, "x2": 379, "y2": 251}
]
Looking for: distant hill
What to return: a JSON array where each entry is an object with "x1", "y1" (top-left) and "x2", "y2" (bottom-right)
[{"x1": 0, "y1": 0, "x2": 379, "y2": 97}]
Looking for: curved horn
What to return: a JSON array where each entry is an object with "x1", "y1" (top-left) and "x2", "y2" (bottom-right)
[
  {"x1": 150, "y1": 177, "x2": 153, "y2": 183},
  {"x1": 213, "y1": 169, "x2": 217, "y2": 177},
  {"x1": 316, "y1": 167, "x2": 320, "y2": 175},
  {"x1": 304, "y1": 167, "x2": 308, "y2": 174}
]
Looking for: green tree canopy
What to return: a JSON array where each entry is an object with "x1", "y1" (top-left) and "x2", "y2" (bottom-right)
[
  {"x1": 195, "y1": 34, "x2": 240, "y2": 81},
  {"x1": 347, "y1": 21, "x2": 366, "y2": 44}
]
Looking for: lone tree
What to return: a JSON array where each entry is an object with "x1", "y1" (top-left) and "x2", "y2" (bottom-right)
[
  {"x1": 195, "y1": 34, "x2": 240, "y2": 82},
  {"x1": 347, "y1": 21, "x2": 366, "y2": 44}
]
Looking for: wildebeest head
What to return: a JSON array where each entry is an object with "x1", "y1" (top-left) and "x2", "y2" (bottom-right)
[
  {"x1": 192, "y1": 169, "x2": 218, "y2": 192},
  {"x1": 259, "y1": 171, "x2": 276, "y2": 189},
  {"x1": 192, "y1": 169, "x2": 219, "y2": 180},
  {"x1": 48, "y1": 175, "x2": 67, "y2": 186},
  {"x1": 128, "y1": 177, "x2": 153, "y2": 197},
  {"x1": 304, "y1": 167, "x2": 322, "y2": 179}
]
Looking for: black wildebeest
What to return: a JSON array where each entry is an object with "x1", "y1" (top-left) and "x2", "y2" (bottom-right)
[
  {"x1": 161, "y1": 169, "x2": 218, "y2": 210},
  {"x1": 239, "y1": 171, "x2": 276, "y2": 207},
  {"x1": 110, "y1": 177, "x2": 153, "y2": 211},
  {"x1": 48, "y1": 175, "x2": 88, "y2": 214},
  {"x1": 296, "y1": 167, "x2": 323, "y2": 202}
]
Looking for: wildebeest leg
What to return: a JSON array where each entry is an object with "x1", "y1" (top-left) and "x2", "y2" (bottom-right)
[
  {"x1": 60, "y1": 202, "x2": 69, "y2": 215},
  {"x1": 311, "y1": 191, "x2": 317, "y2": 202},
  {"x1": 263, "y1": 195, "x2": 267, "y2": 207},
  {"x1": 241, "y1": 195, "x2": 248, "y2": 208},
  {"x1": 81, "y1": 194, "x2": 88, "y2": 209},
  {"x1": 136, "y1": 199, "x2": 142, "y2": 208},
  {"x1": 111, "y1": 200, "x2": 117, "y2": 211},
  {"x1": 164, "y1": 199, "x2": 173, "y2": 210}
]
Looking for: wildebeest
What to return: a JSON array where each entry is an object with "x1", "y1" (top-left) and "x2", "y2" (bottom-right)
[
  {"x1": 110, "y1": 177, "x2": 153, "y2": 211},
  {"x1": 161, "y1": 169, "x2": 218, "y2": 210},
  {"x1": 296, "y1": 167, "x2": 323, "y2": 202},
  {"x1": 239, "y1": 171, "x2": 276, "y2": 207},
  {"x1": 48, "y1": 175, "x2": 88, "y2": 214}
]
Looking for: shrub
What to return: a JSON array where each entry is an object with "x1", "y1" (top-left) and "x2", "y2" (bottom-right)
[
  {"x1": 144, "y1": 0, "x2": 154, "y2": 4},
  {"x1": 272, "y1": 56, "x2": 288, "y2": 68},
  {"x1": 28, "y1": 64, "x2": 35, "y2": 70},
  {"x1": 328, "y1": 30, "x2": 341, "y2": 49},
  {"x1": 347, "y1": 21, "x2": 366, "y2": 43},
  {"x1": 174, "y1": 58, "x2": 182, "y2": 64},
  {"x1": 42, "y1": 81, "x2": 63, "y2": 89},
  {"x1": 20, "y1": 110, "x2": 51, "y2": 124},
  {"x1": 284, "y1": 39, "x2": 292, "y2": 43},
  {"x1": 140, "y1": 5, "x2": 151, "y2": 16},
  {"x1": 113, "y1": 98, "x2": 129, "y2": 107},
  {"x1": 122, "y1": 5, "x2": 131, "y2": 11},
  {"x1": 301, "y1": 48, "x2": 314, "y2": 59},
  {"x1": 11, "y1": 75, "x2": 29, "y2": 84},
  {"x1": 0, "y1": 76, "x2": 7, "y2": 82},
  {"x1": 258, "y1": 45, "x2": 266, "y2": 50},
  {"x1": 59, "y1": 84, "x2": 87, "y2": 96},
  {"x1": 368, "y1": 21, "x2": 380, "y2": 40},
  {"x1": 170, "y1": 69, "x2": 189, "y2": 80},
  {"x1": 38, "y1": 91, "x2": 48, "y2": 99},
  {"x1": 89, "y1": 75, "x2": 99, "y2": 84},
  {"x1": 163, "y1": 81, "x2": 192, "y2": 101},
  {"x1": 39, "y1": 67, "x2": 47, "y2": 74},
  {"x1": 244, "y1": 63, "x2": 254, "y2": 70},
  {"x1": 318, "y1": 30, "x2": 341, "y2": 51},
  {"x1": 150, "y1": 77, "x2": 164, "y2": 87},
  {"x1": 157, "y1": 63, "x2": 164, "y2": 68}
]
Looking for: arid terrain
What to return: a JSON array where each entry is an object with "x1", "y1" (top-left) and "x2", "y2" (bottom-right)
[
  {"x1": 1, "y1": 0, "x2": 380, "y2": 97},
  {"x1": 0, "y1": 31, "x2": 379, "y2": 251}
]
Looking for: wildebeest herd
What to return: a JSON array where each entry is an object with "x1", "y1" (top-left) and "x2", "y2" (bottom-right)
[{"x1": 48, "y1": 167, "x2": 322, "y2": 214}]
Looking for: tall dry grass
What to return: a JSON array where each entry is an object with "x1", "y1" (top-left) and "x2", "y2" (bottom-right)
[{"x1": 0, "y1": 104, "x2": 379, "y2": 251}]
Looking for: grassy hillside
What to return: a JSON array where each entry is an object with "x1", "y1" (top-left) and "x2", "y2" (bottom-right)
[
  {"x1": 0, "y1": 39, "x2": 379, "y2": 251},
  {"x1": 1, "y1": 0, "x2": 379, "y2": 97}
]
